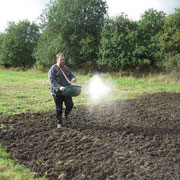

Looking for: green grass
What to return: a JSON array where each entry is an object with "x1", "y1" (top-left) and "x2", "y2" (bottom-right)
[
  {"x1": 0, "y1": 69, "x2": 180, "y2": 179},
  {"x1": 0, "y1": 69, "x2": 90, "y2": 115},
  {"x1": 0, "y1": 145, "x2": 46, "y2": 180},
  {"x1": 113, "y1": 77, "x2": 180, "y2": 98},
  {"x1": 96, "y1": 74, "x2": 180, "y2": 101},
  {"x1": 1, "y1": 69, "x2": 179, "y2": 115}
]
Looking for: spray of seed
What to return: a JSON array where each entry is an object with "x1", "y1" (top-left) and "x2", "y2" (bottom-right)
[
  {"x1": 88, "y1": 74, "x2": 111, "y2": 102},
  {"x1": 86, "y1": 74, "x2": 116, "y2": 119}
]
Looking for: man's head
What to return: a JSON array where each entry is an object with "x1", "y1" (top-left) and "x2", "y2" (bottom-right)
[{"x1": 56, "y1": 53, "x2": 65, "y2": 66}]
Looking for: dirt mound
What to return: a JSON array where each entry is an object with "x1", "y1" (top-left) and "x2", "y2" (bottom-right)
[{"x1": 0, "y1": 92, "x2": 180, "y2": 180}]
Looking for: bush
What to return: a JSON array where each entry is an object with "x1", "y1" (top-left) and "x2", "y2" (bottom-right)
[{"x1": 163, "y1": 53, "x2": 180, "y2": 72}]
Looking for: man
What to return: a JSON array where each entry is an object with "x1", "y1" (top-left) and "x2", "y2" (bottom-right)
[{"x1": 48, "y1": 53, "x2": 77, "y2": 128}]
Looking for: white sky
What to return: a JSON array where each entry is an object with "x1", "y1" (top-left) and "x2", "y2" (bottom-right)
[
  {"x1": 107, "y1": 0, "x2": 179, "y2": 19},
  {"x1": 0, "y1": 0, "x2": 179, "y2": 33}
]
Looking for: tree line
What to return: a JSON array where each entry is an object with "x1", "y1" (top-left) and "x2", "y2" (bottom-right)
[{"x1": 0, "y1": 0, "x2": 179, "y2": 72}]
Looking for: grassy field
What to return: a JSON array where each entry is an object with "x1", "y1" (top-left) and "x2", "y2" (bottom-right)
[
  {"x1": 0, "y1": 69, "x2": 180, "y2": 115},
  {"x1": 0, "y1": 69, "x2": 180, "y2": 179}
]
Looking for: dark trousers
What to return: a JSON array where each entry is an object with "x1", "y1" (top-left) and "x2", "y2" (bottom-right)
[{"x1": 53, "y1": 95, "x2": 74, "y2": 123}]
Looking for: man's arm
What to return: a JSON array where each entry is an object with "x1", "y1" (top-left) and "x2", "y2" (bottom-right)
[{"x1": 48, "y1": 66, "x2": 61, "y2": 91}]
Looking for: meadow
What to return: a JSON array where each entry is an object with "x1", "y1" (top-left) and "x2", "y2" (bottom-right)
[{"x1": 1, "y1": 69, "x2": 179, "y2": 115}]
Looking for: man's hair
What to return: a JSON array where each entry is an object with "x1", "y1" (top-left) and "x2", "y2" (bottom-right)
[{"x1": 56, "y1": 53, "x2": 64, "y2": 60}]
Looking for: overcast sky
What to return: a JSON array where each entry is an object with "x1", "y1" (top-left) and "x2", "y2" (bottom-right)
[{"x1": 0, "y1": 0, "x2": 179, "y2": 32}]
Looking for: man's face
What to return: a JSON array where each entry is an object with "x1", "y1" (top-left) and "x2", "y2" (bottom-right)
[{"x1": 57, "y1": 55, "x2": 65, "y2": 66}]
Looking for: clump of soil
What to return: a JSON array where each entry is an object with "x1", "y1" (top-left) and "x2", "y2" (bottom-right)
[{"x1": 0, "y1": 92, "x2": 180, "y2": 180}]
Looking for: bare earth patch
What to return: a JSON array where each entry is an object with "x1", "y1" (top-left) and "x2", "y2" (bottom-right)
[{"x1": 0, "y1": 92, "x2": 180, "y2": 180}]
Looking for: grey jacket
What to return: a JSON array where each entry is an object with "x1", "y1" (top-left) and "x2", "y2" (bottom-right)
[{"x1": 48, "y1": 64, "x2": 76, "y2": 95}]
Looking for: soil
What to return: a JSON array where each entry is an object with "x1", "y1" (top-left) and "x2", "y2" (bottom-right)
[{"x1": 0, "y1": 92, "x2": 180, "y2": 180}]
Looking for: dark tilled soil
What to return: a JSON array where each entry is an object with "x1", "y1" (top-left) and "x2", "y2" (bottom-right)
[{"x1": 0, "y1": 92, "x2": 180, "y2": 180}]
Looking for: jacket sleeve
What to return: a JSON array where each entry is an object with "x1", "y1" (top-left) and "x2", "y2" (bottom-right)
[{"x1": 48, "y1": 66, "x2": 60, "y2": 91}]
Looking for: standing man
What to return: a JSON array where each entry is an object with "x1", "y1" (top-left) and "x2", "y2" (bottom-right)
[{"x1": 48, "y1": 52, "x2": 77, "y2": 128}]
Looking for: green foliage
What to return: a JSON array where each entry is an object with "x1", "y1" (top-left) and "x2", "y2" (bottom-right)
[
  {"x1": 0, "y1": 20, "x2": 40, "y2": 68},
  {"x1": 0, "y1": 5, "x2": 179, "y2": 72},
  {"x1": 98, "y1": 14, "x2": 138, "y2": 69},
  {"x1": 160, "y1": 8, "x2": 180, "y2": 55},
  {"x1": 98, "y1": 9, "x2": 166, "y2": 70},
  {"x1": 162, "y1": 53, "x2": 180, "y2": 72},
  {"x1": 0, "y1": 33, "x2": 5, "y2": 64},
  {"x1": 135, "y1": 9, "x2": 166, "y2": 67},
  {"x1": 33, "y1": 31, "x2": 62, "y2": 68},
  {"x1": 34, "y1": 0, "x2": 107, "y2": 67}
]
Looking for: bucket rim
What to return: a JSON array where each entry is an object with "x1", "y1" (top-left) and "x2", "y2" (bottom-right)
[{"x1": 66, "y1": 85, "x2": 82, "y2": 88}]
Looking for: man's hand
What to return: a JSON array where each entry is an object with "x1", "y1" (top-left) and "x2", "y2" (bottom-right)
[
  {"x1": 71, "y1": 78, "x2": 76, "y2": 83},
  {"x1": 60, "y1": 86, "x2": 66, "y2": 91}
]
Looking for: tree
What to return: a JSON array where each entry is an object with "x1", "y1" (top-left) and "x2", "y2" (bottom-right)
[
  {"x1": 0, "y1": 20, "x2": 40, "y2": 67},
  {"x1": 34, "y1": 0, "x2": 107, "y2": 67},
  {"x1": 160, "y1": 8, "x2": 180, "y2": 54},
  {"x1": 160, "y1": 8, "x2": 180, "y2": 71},
  {"x1": 98, "y1": 9, "x2": 167, "y2": 70},
  {"x1": 98, "y1": 14, "x2": 138, "y2": 69},
  {"x1": 0, "y1": 33, "x2": 5, "y2": 65},
  {"x1": 135, "y1": 9, "x2": 166, "y2": 67}
]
